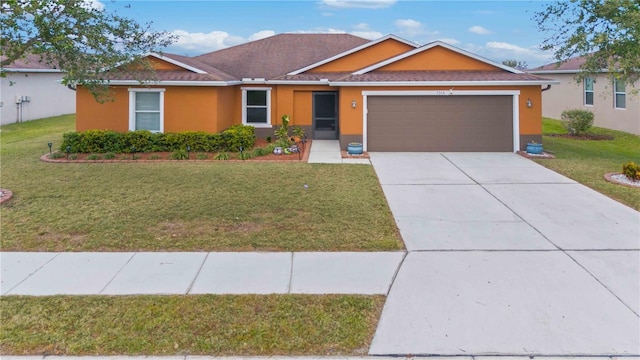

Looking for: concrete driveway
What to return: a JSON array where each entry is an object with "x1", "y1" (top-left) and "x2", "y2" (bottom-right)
[{"x1": 369, "y1": 152, "x2": 640, "y2": 356}]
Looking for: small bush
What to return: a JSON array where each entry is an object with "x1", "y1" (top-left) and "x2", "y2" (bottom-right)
[
  {"x1": 252, "y1": 147, "x2": 269, "y2": 157},
  {"x1": 68, "y1": 154, "x2": 78, "y2": 160},
  {"x1": 214, "y1": 152, "x2": 230, "y2": 160},
  {"x1": 87, "y1": 154, "x2": 100, "y2": 160},
  {"x1": 266, "y1": 136, "x2": 272, "y2": 143},
  {"x1": 622, "y1": 162, "x2": 640, "y2": 181},
  {"x1": 170, "y1": 149, "x2": 189, "y2": 160},
  {"x1": 196, "y1": 153, "x2": 209, "y2": 160},
  {"x1": 49, "y1": 152, "x2": 66, "y2": 159},
  {"x1": 103, "y1": 152, "x2": 116, "y2": 160},
  {"x1": 149, "y1": 154, "x2": 162, "y2": 160},
  {"x1": 238, "y1": 151, "x2": 253, "y2": 160},
  {"x1": 561, "y1": 109, "x2": 594, "y2": 135}
]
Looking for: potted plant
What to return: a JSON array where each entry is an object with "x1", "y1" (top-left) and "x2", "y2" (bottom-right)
[
  {"x1": 347, "y1": 142, "x2": 363, "y2": 155},
  {"x1": 526, "y1": 141, "x2": 543, "y2": 155}
]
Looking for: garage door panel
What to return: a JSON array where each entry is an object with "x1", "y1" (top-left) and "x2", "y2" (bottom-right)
[{"x1": 367, "y1": 96, "x2": 513, "y2": 152}]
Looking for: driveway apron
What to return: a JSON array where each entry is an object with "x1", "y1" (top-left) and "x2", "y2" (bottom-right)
[{"x1": 369, "y1": 152, "x2": 640, "y2": 356}]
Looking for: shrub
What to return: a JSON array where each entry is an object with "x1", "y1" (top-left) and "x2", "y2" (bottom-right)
[
  {"x1": 561, "y1": 109, "x2": 594, "y2": 135},
  {"x1": 252, "y1": 147, "x2": 269, "y2": 157},
  {"x1": 149, "y1": 154, "x2": 162, "y2": 160},
  {"x1": 238, "y1": 151, "x2": 253, "y2": 160},
  {"x1": 214, "y1": 152, "x2": 230, "y2": 160},
  {"x1": 68, "y1": 154, "x2": 78, "y2": 160},
  {"x1": 266, "y1": 136, "x2": 272, "y2": 143},
  {"x1": 103, "y1": 152, "x2": 116, "y2": 160},
  {"x1": 196, "y1": 153, "x2": 209, "y2": 160},
  {"x1": 170, "y1": 149, "x2": 189, "y2": 160},
  {"x1": 622, "y1": 162, "x2": 640, "y2": 181},
  {"x1": 87, "y1": 154, "x2": 100, "y2": 160},
  {"x1": 60, "y1": 126, "x2": 255, "y2": 154},
  {"x1": 50, "y1": 152, "x2": 66, "y2": 159}
]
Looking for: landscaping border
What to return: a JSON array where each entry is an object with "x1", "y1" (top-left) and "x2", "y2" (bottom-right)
[
  {"x1": 40, "y1": 140, "x2": 312, "y2": 164},
  {"x1": 604, "y1": 172, "x2": 640, "y2": 189}
]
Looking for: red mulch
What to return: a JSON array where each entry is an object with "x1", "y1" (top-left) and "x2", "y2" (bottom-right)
[{"x1": 41, "y1": 140, "x2": 311, "y2": 163}]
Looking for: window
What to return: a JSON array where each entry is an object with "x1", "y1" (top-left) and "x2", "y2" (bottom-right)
[
  {"x1": 242, "y1": 88, "x2": 271, "y2": 126},
  {"x1": 584, "y1": 77, "x2": 594, "y2": 106},
  {"x1": 614, "y1": 79, "x2": 626, "y2": 109},
  {"x1": 129, "y1": 89, "x2": 165, "y2": 132}
]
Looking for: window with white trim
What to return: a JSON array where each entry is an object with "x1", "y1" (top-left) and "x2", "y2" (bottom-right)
[
  {"x1": 584, "y1": 77, "x2": 594, "y2": 106},
  {"x1": 614, "y1": 79, "x2": 626, "y2": 109},
  {"x1": 242, "y1": 88, "x2": 271, "y2": 126},
  {"x1": 129, "y1": 89, "x2": 165, "y2": 132}
]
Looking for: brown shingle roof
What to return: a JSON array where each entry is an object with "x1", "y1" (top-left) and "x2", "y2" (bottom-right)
[
  {"x1": 529, "y1": 56, "x2": 587, "y2": 72},
  {"x1": 110, "y1": 70, "x2": 236, "y2": 82},
  {"x1": 160, "y1": 53, "x2": 237, "y2": 81},
  {"x1": 274, "y1": 72, "x2": 353, "y2": 81},
  {"x1": 194, "y1": 33, "x2": 370, "y2": 79},
  {"x1": 336, "y1": 70, "x2": 551, "y2": 82},
  {"x1": 1, "y1": 53, "x2": 60, "y2": 70}
]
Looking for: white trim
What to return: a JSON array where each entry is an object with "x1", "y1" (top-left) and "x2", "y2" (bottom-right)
[
  {"x1": 108, "y1": 80, "x2": 241, "y2": 86},
  {"x1": 128, "y1": 88, "x2": 165, "y2": 133},
  {"x1": 353, "y1": 41, "x2": 524, "y2": 75},
  {"x1": 266, "y1": 79, "x2": 331, "y2": 85},
  {"x1": 287, "y1": 34, "x2": 419, "y2": 75},
  {"x1": 584, "y1": 77, "x2": 594, "y2": 106},
  {"x1": 242, "y1": 87, "x2": 272, "y2": 127},
  {"x1": 361, "y1": 90, "x2": 521, "y2": 152},
  {"x1": 332, "y1": 80, "x2": 559, "y2": 87},
  {"x1": 1, "y1": 68, "x2": 64, "y2": 73},
  {"x1": 614, "y1": 79, "x2": 626, "y2": 110},
  {"x1": 149, "y1": 52, "x2": 207, "y2": 74}
]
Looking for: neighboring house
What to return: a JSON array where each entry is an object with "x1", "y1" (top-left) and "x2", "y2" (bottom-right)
[
  {"x1": 530, "y1": 56, "x2": 639, "y2": 135},
  {"x1": 1, "y1": 53, "x2": 76, "y2": 125},
  {"x1": 77, "y1": 34, "x2": 556, "y2": 152}
]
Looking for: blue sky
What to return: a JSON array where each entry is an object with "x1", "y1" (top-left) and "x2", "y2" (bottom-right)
[{"x1": 101, "y1": 0, "x2": 555, "y2": 67}]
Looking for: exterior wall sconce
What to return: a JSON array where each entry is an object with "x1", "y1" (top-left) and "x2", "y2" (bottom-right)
[
  {"x1": 351, "y1": 99, "x2": 357, "y2": 108},
  {"x1": 526, "y1": 98, "x2": 533, "y2": 108}
]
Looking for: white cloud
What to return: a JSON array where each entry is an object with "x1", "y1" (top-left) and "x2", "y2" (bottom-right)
[
  {"x1": 353, "y1": 23, "x2": 371, "y2": 31},
  {"x1": 463, "y1": 41, "x2": 554, "y2": 66},
  {"x1": 248, "y1": 30, "x2": 275, "y2": 41},
  {"x1": 352, "y1": 31, "x2": 383, "y2": 39},
  {"x1": 321, "y1": 0, "x2": 397, "y2": 9},
  {"x1": 82, "y1": 0, "x2": 104, "y2": 11},
  {"x1": 468, "y1": 25, "x2": 492, "y2": 35},
  {"x1": 168, "y1": 29, "x2": 275, "y2": 54},
  {"x1": 394, "y1": 19, "x2": 439, "y2": 39},
  {"x1": 291, "y1": 28, "x2": 347, "y2": 34}
]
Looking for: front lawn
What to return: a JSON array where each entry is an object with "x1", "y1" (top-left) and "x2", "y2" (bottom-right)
[
  {"x1": 537, "y1": 118, "x2": 640, "y2": 211},
  {"x1": 0, "y1": 295, "x2": 384, "y2": 355},
  {"x1": 0, "y1": 115, "x2": 402, "y2": 251}
]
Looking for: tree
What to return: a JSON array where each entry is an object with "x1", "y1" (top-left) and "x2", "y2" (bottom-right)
[
  {"x1": 1, "y1": 0, "x2": 175, "y2": 101},
  {"x1": 535, "y1": 0, "x2": 640, "y2": 86},
  {"x1": 501, "y1": 59, "x2": 529, "y2": 69}
]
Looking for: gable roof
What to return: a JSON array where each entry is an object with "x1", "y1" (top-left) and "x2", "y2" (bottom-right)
[
  {"x1": 353, "y1": 41, "x2": 524, "y2": 75},
  {"x1": 528, "y1": 56, "x2": 588, "y2": 74},
  {"x1": 332, "y1": 70, "x2": 554, "y2": 86},
  {"x1": 1, "y1": 53, "x2": 63, "y2": 72},
  {"x1": 194, "y1": 33, "x2": 370, "y2": 79},
  {"x1": 287, "y1": 34, "x2": 418, "y2": 75}
]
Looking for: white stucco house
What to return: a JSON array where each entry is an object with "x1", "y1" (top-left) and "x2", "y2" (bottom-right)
[
  {"x1": 1, "y1": 53, "x2": 76, "y2": 125},
  {"x1": 530, "y1": 56, "x2": 639, "y2": 135}
]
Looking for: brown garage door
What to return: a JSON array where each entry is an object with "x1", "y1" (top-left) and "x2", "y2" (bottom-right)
[{"x1": 367, "y1": 95, "x2": 513, "y2": 152}]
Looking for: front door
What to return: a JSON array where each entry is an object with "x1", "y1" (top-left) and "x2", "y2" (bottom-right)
[{"x1": 313, "y1": 92, "x2": 338, "y2": 140}]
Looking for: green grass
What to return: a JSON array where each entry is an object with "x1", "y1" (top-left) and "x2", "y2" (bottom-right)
[
  {"x1": 537, "y1": 117, "x2": 640, "y2": 210},
  {"x1": 0, "y1": 295, "x2": 384, "y2": 355},
  {"x1": 0, "y1": 115, "x2": 402, "y2": 251}
]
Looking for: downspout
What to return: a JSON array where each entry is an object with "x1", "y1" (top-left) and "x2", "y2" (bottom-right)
[{"x1": 541, "y1": 85, "x2": 552, "y2": 92}]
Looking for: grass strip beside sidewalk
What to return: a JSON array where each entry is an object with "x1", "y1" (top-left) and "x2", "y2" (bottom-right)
[{"x1": 0, "y1": 295, "x2": 384, "y2": 355}]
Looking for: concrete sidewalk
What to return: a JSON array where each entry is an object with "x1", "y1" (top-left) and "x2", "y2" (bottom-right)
[
  {"x1": 308, "y1": 140, "x2": 370, "y2": 164},
  {"x1": 1, "y1": 251, "x2": 404, "y2": 296}
]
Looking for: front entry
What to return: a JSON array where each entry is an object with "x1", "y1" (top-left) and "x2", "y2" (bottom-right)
[{"x1": 312, "y1": 92, "x2": 338, "y2": 140}]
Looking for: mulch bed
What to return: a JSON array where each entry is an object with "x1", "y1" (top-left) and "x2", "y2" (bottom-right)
[
  {"x1": 545, "y1": 133, "x2": 614, "y2": 140},
  {"x1": 341, "y1": 151, "x2": 370, "y2": 159},
  {"x1": 0, "y1": 188, "x2": 14, "y2": 205},
  {"x1": 41, "y1": 140, "x2": 311, "y2": 163},
  {"x1": 517, "y1": 151, "x2": 555, "y2": 159},
  {"x1": 604, "y1": 173, "x2": 640, "y2": 189}
]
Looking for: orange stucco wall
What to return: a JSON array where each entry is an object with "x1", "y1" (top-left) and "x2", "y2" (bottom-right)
[
  {"x1": 379, "y1": 46, "x2": 501, "y2": 71},
  {"x1": 77, "y1": 85, "x2": 221, "y2": 133},
  {"x1": 310, "y1": 39, "x2": 415, "y2": 73},
  {"x1": 148, "y1": 58, "x2": 184, "y2": 71}
]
